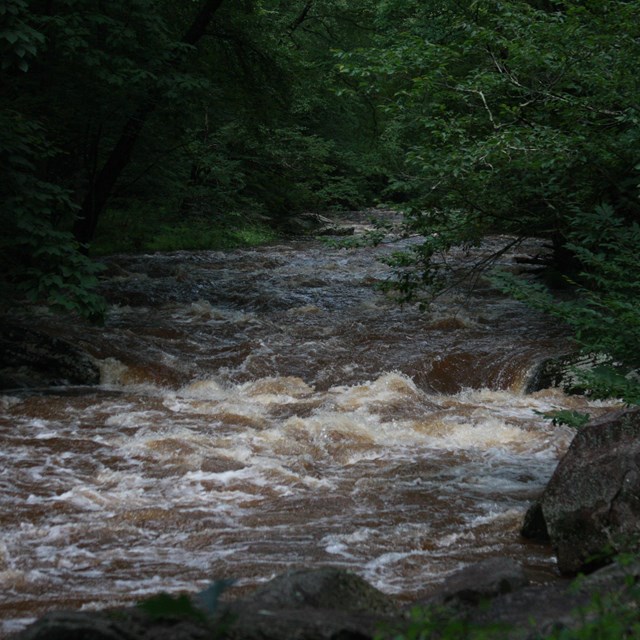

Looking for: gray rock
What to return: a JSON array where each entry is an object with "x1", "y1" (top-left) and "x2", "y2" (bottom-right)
[
  {"x1": 216, "y1": 568, "x2": 401, "y2": 640},
  {"x1": 221, "y1": 607, "x2": 384, "y2": 640},
  {"x1": 11, "y1": 569, "x2": 398, "y2": 640},
  {"x1": 12, "y1": 611, "x2": 141, "y2": 640},
  {"x1": 466, "y1": 558, "x2": 640, "y2": 639},
  {"x1": 12, "y1": 562, "x2": 640, "y2": 640},
  {"x1": 283, "y1": 213, "x2": 354, "y2": 238},
  {"x1": 227, "y1": 567, "x2": 398, "y2": 615},
  {"x1": 536, "y1": 407, "x2": 640, "y2": 574},
  {"x1": 465, "y1": 581, "x2": 587, "y2": 639},
  {"x1": 422, "y1": 558, "x2": 529, "y2": 608},
  {"x1": 316, "y1": 225, "x2": 355, "y2": 237},
  {"x1": 527, "y1": 352, "x2": 621, "y2": 394},
  {"x1": 13, "y1": 608, "x2": 215, "y2": 640},
  {"x1": 285, "y1": 213, "x2": 335, "y2": 235}
]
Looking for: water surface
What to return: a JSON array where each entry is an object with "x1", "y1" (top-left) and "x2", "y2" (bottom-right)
[{"x1": 0, "y1": 216, "x2": 617, "y2": 635}]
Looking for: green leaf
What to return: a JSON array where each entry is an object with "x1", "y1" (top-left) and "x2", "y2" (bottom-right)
[{"x1": 137, "y1": 593, "x2": 207, "y2": 623}]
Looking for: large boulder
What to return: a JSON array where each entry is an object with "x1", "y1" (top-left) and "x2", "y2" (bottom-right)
[
  {"x1": 523, "y1": 407, "x2": 640, "y2": 574},
  {"x1": 228, "y1": 567, "x2": 397, "y2": 614},
  {"x1": 464, "y1": 559, "x2": 640, "y2": 639},
  {"x1": 12, "y1": 609, "x2": 211, "y2": 640}
]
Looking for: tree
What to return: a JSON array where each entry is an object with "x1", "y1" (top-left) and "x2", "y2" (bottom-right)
[
  {"x1": 338, "y1": 0, "x2": 640, "y2": 399},
  {"x1": 73, "y1": 0, "x2": 225, "y2": 245},
  {"x1": 0, "y1": 0, "x2": 105, "y2": 319},
  {"x1": 1, "y1": 0, "x2": 386, "y2": 316}
]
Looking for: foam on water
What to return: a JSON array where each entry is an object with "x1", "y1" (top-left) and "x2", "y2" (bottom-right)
[{"x1": 0, "y1": 228, "x2": 626, "y2": 634}]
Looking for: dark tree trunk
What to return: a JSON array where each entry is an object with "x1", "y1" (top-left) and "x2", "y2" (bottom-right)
[
  {"x1": 73, "y1": 0, "x2": 225, "y2": 248},
  {"x1": 289, "y1": 1, "x2": 314, "y2": 32},
  {"x1": 74, "y1": 100, "x2": 156, "y2": 246}
]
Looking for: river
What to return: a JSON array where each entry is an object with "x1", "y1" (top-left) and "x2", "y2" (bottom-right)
[{"x1": 0, "y1": 213, "x2": 618, "y2": 635}]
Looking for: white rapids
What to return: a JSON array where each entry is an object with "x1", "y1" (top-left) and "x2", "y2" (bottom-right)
[{"x1": 0, "y1": 217, "x2": 622, "y2": 635}]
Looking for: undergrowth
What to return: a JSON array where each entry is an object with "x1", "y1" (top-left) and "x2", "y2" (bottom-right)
[{"x1": 92, "y1": 205, "x2": 279, "y2": 255}]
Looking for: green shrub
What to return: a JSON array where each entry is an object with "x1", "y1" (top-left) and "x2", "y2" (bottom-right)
[{"x1": 92, "y1": 204, "x2": 279, "y2": 255}]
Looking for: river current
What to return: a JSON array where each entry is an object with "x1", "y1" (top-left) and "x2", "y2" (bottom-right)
[{"x1": 0, "y1": 214, "x2": 619, "y2": 635}]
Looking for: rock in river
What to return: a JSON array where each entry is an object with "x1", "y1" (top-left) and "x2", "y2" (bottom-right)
[{"x1": 523, "y1": 406, "x2": 640, "y2": 574}]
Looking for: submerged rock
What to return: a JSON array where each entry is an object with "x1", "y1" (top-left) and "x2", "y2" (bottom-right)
[{"x1": 523, "y1": 406, "x2": 640, "y2": 574}]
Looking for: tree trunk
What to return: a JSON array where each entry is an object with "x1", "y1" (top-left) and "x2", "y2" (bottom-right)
[{"x1": 74, "y1": 0, "x2": 225, "y2": 247}]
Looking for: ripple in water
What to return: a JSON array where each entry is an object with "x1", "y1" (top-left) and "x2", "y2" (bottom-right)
[{"x1": 0, "y1": 222, "x2": 623, "y2": 634}]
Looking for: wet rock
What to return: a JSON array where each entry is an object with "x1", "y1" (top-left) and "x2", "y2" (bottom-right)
[
  {"x1": 466, "y1": 559, "x2": 640, "y2": 639},
  {"x1": 228, "y1": 567, "x2": 397, "y2": 614},
  {"x1": 284, "y1": 213, "x2": 355, "y2": 237},
  {"x1": 464, "y1": 580, "x2": 589, "y2": 639},
  {"x1": 12, "y1": 569, "x2": 400, "y2": 640},
  {"x1": 221, "y1": 567, "x2": 400, "y2": 640},
  {"x1": 420, "y1": 558, "x2": 529, "y2": 608},
  {"x1": 12, "y1": 612, "x2": 130, "y2": 640},
  {"x1": 529, "y1": 407, "x2": 640, "y2": 574},
  {"x1": 13, "y1": 562, "x2": 640, "y2": 640},
  {"x1": 0, "y1": 323, "x2": 100, "y2": 389},
  {"x1": 221, "y1": 607, "x2": 384, "y2": 640},
  {"x1": 316, "y1": 225, "x2": 355, "y2": 237}
]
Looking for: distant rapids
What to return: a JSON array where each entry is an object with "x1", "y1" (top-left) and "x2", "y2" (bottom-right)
[{"x1": 0, "y1": 212, "x2": 620, "y2": 635}]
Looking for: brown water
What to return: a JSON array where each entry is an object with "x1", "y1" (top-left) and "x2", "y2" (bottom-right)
[{"x1": 0, "y1": 215, "x2": 620, "y2": 635}]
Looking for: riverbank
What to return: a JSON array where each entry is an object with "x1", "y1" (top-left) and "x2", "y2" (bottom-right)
[{"x1": 13, "y1": 553, "x2": 640, "y2": 639}]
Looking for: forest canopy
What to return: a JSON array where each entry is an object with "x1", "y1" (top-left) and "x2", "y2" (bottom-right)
[{"x1": 1, "y1": 0, "x2": 638, "y2": 399}]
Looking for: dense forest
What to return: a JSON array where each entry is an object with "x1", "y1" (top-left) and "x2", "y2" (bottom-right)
[{"x1": 1, "y1": 0, "x2": 639, "y2": 401}]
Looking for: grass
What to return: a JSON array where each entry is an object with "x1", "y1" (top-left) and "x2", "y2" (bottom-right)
[{"x1": 91, "y1": 204, "x2": 279, "y2": 255}]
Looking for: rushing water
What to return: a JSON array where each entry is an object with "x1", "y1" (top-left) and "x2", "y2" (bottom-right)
[{"x1": 0, "y1": 215, "x2": 619, "y2": 635}]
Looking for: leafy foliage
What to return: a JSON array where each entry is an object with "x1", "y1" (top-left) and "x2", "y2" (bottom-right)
[
  {"x1": 493, "y1": 204, "x2": 640, "y2": 404},
  {"x1": 538, "y1": 409, "x2": 591, "y2": 429},
  {"x1": 136, "y1": 579, "x2": 234, "y2": 638},
  {"x1": 338, "y1": 0, "x2": 640, "y2": 399},
  {"x1": 1, "y1": 0, "x2": 384, "y2": 316},
  {"x1": 376, "y1": 605, "x2": 509, "y2": 640},
  {"x1": 0, "y1": 109, "x2": 106, "y2": 321},
  {"x1": 137, "y1": 592, "x2": 208, "y2": 623},
  {"x1": 6, "y1": 0, "x2": 639, "y2": 380}
]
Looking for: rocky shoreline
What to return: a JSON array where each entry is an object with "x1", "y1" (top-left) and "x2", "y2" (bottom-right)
[{"x1": 12, "y1": 407, "x2": 640, "y2": 639}]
